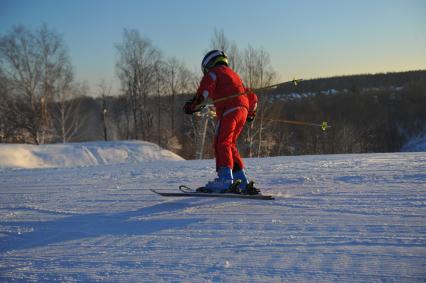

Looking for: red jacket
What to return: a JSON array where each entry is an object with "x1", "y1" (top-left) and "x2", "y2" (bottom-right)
[{"x1": 194, "y1": 65, "x2": 257, "y2": 118}]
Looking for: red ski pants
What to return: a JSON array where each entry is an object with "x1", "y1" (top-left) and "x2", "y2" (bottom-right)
[{"x1": 214, "y1": 107, "x2": 248, "y2": 171}]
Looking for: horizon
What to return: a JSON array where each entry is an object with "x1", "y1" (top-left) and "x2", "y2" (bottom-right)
[{"x1": 1, "y1": 0, "x2": 425, "y2": 95}]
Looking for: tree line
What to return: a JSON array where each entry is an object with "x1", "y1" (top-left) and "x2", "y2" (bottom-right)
[
  {"x1": 254, "y1": 76, "x2": 426, "y2": 156},
  {"x1": 1, "y1": 24, "x2": 425, "y2": 159},
  {"x1": 0, "y1": 25, "x2": 275, "y2": 146}
]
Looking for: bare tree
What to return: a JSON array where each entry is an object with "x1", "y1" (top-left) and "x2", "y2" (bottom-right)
[
  {"x1": 0, "y1": 24, "x2": 73, "y2": 144},
  {"x1": 177, "y1": 64, "x2": 198, "y2": 94},
  {"x1": 115, "y1": 29, "x2": 161, "y2": 140},
  {"x1": 165, "y1": 57, "x2": 180, "y2": 135},
  {"x1": 52, "y1": 81, "x2": 87, "y2": 143},
  {"x1": 164, "y1": 57, "x2": 197, "y2": 136},
  {"x1": 209, "y1": 28, "x2": 242, "y2": 72},
  {"x1": 240, "y1": 45, "x2": 277, "y2": 156},
  {"x1": 0, "y1": 70, "x2": 15, "y2": 142},
  {"x1": 152, "y1": 60, "x2": 167, "y2": 146},
  {"x1": 242, "y1": 45, "x2": 276, "y2": 89}
]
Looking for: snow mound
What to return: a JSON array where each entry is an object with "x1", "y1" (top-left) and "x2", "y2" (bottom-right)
[
  {"x1": 0, "y1": 140, "x2": 184, "y2": 169},
  {"x1": 401, "y1": 135, "x2": 426, "y2": 152}
]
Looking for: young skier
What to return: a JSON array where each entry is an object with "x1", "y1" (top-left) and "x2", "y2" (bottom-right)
[{"x1": 183, "y1": 50, "x2": 260, "y2": 194}]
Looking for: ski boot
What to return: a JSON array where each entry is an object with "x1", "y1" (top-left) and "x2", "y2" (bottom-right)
[
  {"x1": 245, "y1": 181, "x2": 261, "y2": 195},
  {"x1": 233, "y1": 169, "x2": 260, "y2": 195},
  {"x1": 197, "y1": 167, "x2": 236, "y2": 193}
]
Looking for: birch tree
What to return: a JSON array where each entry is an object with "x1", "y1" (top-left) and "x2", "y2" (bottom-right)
[{"x1": 0, "y1": 24, "x2": 73, "y2": 144}]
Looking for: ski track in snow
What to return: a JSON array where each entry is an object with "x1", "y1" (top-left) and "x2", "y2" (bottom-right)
[{"x1": 0, "y1": 153, "x2": 425, "y2": 282}]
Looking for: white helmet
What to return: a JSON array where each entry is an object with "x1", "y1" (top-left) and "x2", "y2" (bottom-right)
[{"x1": 201, "y1": 50, "x2": 228, "y2": 74}]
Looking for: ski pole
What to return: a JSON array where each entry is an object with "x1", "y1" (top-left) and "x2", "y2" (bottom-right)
[
  {"x1": 210, "y1": 78, "x2": 302, "y2": 104},
  {"x1": 264, "y1": 119, "x2": 331, "y2": 131},
  {"x1": 255, "y1": 78, "x2": 303, "y2": 92}
]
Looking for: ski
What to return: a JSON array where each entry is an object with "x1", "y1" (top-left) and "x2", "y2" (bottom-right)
[{"x1": 150, "y1": 189, "x2": 275, "y2": 200}]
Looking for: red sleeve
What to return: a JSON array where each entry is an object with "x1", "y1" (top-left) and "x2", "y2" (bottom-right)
[
  {"x1": 193, "y1": 71, "x2": 217, "y2": 106},
  {"x1": 246, "y1": 88, "x2": 258, "y2": 115}
]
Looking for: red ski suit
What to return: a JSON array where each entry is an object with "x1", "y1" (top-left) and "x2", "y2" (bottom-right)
[{"x1": 194, "y1": 65, "x2": 257, "y2": 171}]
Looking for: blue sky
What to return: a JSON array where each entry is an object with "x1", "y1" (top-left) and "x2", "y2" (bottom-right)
[{"x1": 1, "y1": 0, "x2": 425, "y2": 94}]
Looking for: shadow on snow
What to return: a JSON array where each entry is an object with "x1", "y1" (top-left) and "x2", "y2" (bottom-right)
[{"x1": 0, "y1": 199, "x2": 206, "y2": 252}]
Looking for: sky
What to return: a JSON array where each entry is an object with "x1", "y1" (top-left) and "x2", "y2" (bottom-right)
[{"x1": 1, "y1": 0, "x2": 425, "y2": 95}]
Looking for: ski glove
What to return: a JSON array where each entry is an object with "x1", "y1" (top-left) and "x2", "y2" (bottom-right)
[
  {"x1": 183, "y1": 99, "x2": 194, "y2": 114},
  {"x1": 246, "y1": 116, "x2": 255, "y2": 123},
  {"x1": 183, "y1": 98, "x2": 204, "y2": 114},
  {"x1": 246, "y1": 110, "x2": 256, "y2": 122}
]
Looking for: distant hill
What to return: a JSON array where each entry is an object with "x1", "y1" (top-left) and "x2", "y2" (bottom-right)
[
  {"x1": 260, "y1": 70, "x2": 426, "y2": 96},
  {"x1": 240, "y1": 70, "x2": 426, "y2": 156}
]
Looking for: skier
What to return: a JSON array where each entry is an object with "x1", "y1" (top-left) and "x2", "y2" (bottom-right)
[{"x1": 183, "y1": 50, "x2": 260, "y2": 195}]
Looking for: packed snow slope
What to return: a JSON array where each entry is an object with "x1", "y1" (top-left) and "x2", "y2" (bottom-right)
[
  {"x1": 0, "y1": 143, "x2": 425, "y2": 282},
  {"x1": 0, "y1": 140, "x2": 183, "y2": 169}
]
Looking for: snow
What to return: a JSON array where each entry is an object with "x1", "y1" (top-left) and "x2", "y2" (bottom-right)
[
  {"x1": 0, "y1": 142, "x2": 425, "y2": 282},
  {"x1": 0, "y1": 140, "x2": 183, "y2": 169},
  {"x1": 271, "y1": 86, "x2": 404, "y2": 102}
]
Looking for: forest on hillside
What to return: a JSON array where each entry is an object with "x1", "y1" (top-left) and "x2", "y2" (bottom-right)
[
  {"x1": 180, "y1": 71, "x2": 426, "y2": 159},
  {"x1": 1, "y1": 24, "x2": 425, "y2": 159}
]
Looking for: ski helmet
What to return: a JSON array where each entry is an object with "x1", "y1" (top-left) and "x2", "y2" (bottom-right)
[{"x1": 201, "y1": 50, "x2": 228, "y2": 74}]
